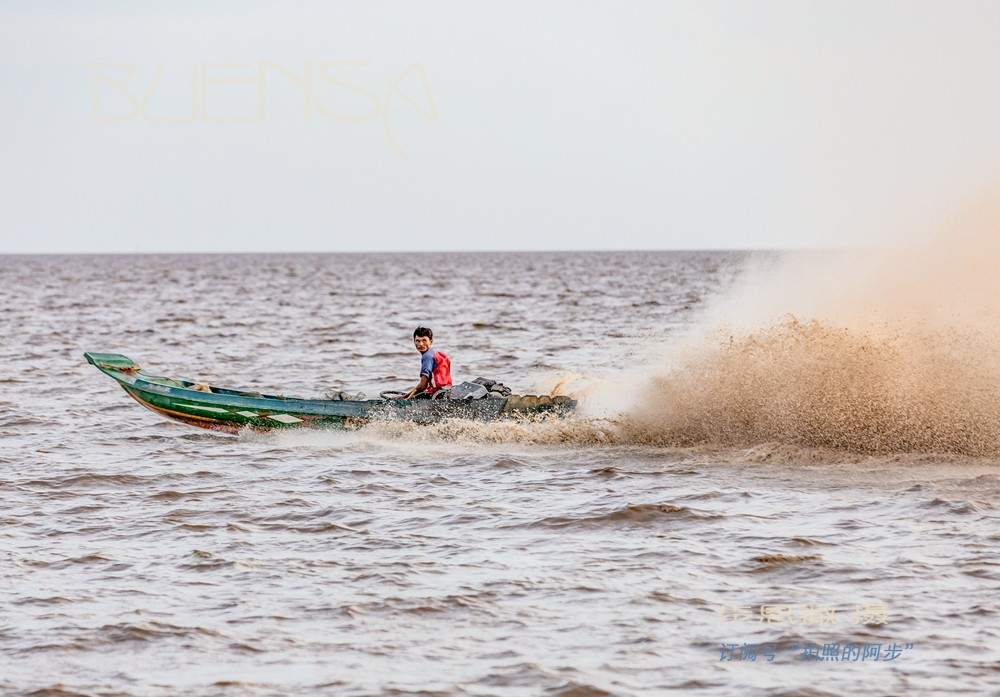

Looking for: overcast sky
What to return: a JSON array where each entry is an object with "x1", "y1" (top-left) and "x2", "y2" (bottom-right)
[{"x1": 2, "y1": 1, "x2": 1000, "y2": 253}]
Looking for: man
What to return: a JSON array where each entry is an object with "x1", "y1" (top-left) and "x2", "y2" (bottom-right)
[{"x1": 402, "y1": 326, "x2": 453, "y2": 399}]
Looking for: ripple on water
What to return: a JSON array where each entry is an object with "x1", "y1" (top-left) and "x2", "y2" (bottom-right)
[{"x1": 527, "y1": 502, "x2": 724, "y2": 529}]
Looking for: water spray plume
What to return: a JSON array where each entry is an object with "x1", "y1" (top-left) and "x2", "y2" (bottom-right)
[{"x1": 625, "y1": 191, "x2": 1000, "y2": 455}]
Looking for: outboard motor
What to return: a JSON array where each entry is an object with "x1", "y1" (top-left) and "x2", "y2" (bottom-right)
[
  {"x1": 447, "y1": 381, "x2": 490, "y2": 400},
  {"x1": 472, "y1": 377, "x2": 512, "y2": 398}
]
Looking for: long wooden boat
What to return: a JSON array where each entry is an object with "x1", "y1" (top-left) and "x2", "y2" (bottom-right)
[{"x1": 85, "y1": 352, "x2": 575, "y2": 434}]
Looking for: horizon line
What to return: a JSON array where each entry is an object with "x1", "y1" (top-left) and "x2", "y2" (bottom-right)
[{"x1": 0, "y1": 245, "x2": 858, "y2": 256}]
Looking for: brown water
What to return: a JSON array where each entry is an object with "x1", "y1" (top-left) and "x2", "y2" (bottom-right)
[{"x1": 2, "y1": 252, "x2": 999, "y2": 696}]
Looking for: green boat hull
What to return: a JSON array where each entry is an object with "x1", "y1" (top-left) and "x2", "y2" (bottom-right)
[{"x1": 84, "y1": 352, "x2": 574, "y2": 434}]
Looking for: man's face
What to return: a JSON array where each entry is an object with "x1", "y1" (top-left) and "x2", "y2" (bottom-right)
[{"x1": 414, "y1": 335, "x2": 432, "y2": 353}]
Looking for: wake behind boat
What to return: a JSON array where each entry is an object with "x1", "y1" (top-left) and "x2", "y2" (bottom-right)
[{"x1": 84, "y1": 352, "x2": 575, "y2": 434}]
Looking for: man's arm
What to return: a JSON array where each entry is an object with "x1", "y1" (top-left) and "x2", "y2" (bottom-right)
[
  {"x1": 402, "y1": 351, "x2": 435, "y2": 399},
  {"x1": 402, "y1": 375, "x2": 430, "y2": 399}
]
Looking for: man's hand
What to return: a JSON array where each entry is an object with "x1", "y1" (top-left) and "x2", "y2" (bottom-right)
[{"x1": 402, "y1": 375, "x2": 431, "y2": 400}]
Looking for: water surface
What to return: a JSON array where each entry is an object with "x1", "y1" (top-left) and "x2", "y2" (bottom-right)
[{"x1": 1, "y1": 252, "x2": 997, "y2": 696}]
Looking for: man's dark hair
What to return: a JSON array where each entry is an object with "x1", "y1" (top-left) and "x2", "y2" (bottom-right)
[{"x1": 413, "y1": 326, "x2": 433, "y2": 340}]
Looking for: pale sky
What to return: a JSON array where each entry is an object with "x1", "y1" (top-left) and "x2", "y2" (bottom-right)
[{"x1": 3, "y1": 1, "x2": 1000, "y2": 253}]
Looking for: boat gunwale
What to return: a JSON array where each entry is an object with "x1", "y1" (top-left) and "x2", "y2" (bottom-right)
[{"x1": 116, "y1": 370, "x2": 394, "y2": 417}]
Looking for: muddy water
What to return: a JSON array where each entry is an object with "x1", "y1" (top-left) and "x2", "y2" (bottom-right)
[{"x1": 1, "y1": 252, "x2": 998, "y2": 696}]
